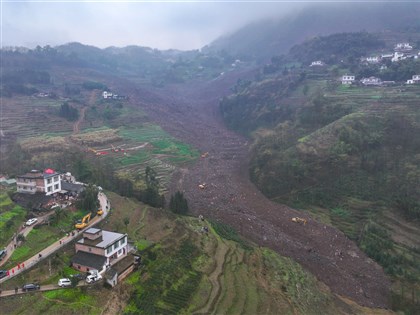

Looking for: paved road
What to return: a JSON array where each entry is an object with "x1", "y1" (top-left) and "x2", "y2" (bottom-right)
[
  {"x1": 0, "y1": 282, "x2": 92, "y2": 297},
  {"x1": 0, "y1": 211, "x2": 54, "y2": 268},
  {"x1": 0, "y1": 192, "x2": 110, "y2": 285}
]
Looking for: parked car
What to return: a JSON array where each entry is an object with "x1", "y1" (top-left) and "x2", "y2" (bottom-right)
[
  {"x1": 0, "y1": 248, "x2": 7, "y2": 261},
  {"x1": 86, "y1": 273, "x2": 102, "y2": 284},
  {"x1": 0, "y1": 270, "x2": 7, "y2": 279},
  {"x1": 58, "y1": 278, "x2": 72, "y2": 287},
  {"x1": 22, "y1": 283, "x2": 40, "y2": 291},
  {"x1": 25, "y1": 218, "x2": 38, "y2": 226}
]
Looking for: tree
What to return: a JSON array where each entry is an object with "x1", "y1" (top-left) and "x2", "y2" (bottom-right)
[
  {"x1": 169, "y1": 191, "x2": 189, "y2": 215},
  {"x1": 59, "y1": 102, "x2": 79, "y2": 121},
  {"x1": 123, "y1": 217, "x2": 130, "y2": 232},
  {"x1": 77, "y1": 184, "x2": 99, "y2": 213}
]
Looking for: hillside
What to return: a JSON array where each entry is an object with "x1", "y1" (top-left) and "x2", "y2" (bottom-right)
[
  {"x1": 206, "y1": 3, "x2": 420, "y2": 62},
  {"x1": 0, "y1": 192, "x2": 393, "y2": 315},
  {"x1": 0, "y1": 30, "x2": 415, "y2": 313},
  {"x1": 219, "y1": 32, "x2": 420, "y2": 314}
]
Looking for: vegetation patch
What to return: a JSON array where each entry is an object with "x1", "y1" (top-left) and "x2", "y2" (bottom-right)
[{"x1": 70, "y1": 128, "x2": 122, "y2": 146}]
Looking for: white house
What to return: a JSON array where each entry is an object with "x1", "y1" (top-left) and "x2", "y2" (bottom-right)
[
  {"x1": 310, "y1": 60, "x2": 325, "y2": 67},
  {"x1": 361, "y1": 77, "x2": 382, "y2": 86},
  {"x1": 406, "y1": 74, "x2": 420, "y2": 85},
  {"x1": 392, "y1": 52, "x2": 405, "y2": 62},
  {"x1": 364, "y1": 56, "x2": 381, "y2": 64},
  {"x1": 381, "y1": 53, "x2": 393, "y2": 59},
  {"x1": 72, "y1": 228, "x2": 129, "y2": 273},
  {"x1": 102, "y1": 91, "x2": 113, "y2": 99},
  {"x1": 341, "y1": 75, "x2": 355, "y2": 85},
  {"x1": 395, "y1": 43, "x2": 413, "y2": 52},
  {"x1": 16, "y1": 169, "x2": 61, "y2": 196}
]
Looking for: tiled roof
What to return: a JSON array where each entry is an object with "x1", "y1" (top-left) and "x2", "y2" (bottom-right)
[{"x1": 71, "y1": 251, "x2": 107, "y2": 270}]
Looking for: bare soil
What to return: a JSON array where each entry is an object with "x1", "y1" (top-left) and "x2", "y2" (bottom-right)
[{"x1": 108, "y1": 70, "x2": 391, "y2": 308}]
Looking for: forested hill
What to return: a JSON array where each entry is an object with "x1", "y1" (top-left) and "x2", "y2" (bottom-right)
[
  {"x1": 206, "y1": 3, "x2": 420, "y2": 62},
  {"x1": 219, "y1": 31, "x2": 420, "y2": 314}
]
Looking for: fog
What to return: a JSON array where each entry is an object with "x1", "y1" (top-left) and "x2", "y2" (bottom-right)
[{"x1": 3, "y1": 0, "x2": 308, "y2": 50}]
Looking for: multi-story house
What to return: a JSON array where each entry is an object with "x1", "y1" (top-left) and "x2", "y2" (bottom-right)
[
  {"x1": 16, "y1": 169, "x2": 61, "y2": 195},
  {"x1": 72, "y1": 228, "x2": 128, "y2": 273},
  {"x1": 341, "y1": 75, "x2": 355, "y2": 85}
]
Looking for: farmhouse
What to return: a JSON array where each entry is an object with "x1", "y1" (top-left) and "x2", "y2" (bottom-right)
[
  {"x1": 362, "y1": 56, "x2": 381, "y2": 64},
  {"x1": 360, "y1": 76, "x2": 382, "y2": 86},
  {"x1": 392, "y1": 52, "x2": 405, "y2": 62},
  {"x1": 341, "y1": 75, "x2": 355, "y2": 85},
  {"x1": 310, "y1": 60, "x2": 325, "y2": 67},
  {"x1": 406, "y1": 74, "x2": 420, "y2": 85},
  {"x1": 394, "y1": 43, "x2": 413, "y2": 52},
  {"x1": 102, "y1": 91, "x2": 113, "y2": 99},
  {"x1": 16, "y1": 169, "x2": 61, "y2": 196},
  {"x1": 71, "y1": 228, "x2": 129, "y2": 273}
]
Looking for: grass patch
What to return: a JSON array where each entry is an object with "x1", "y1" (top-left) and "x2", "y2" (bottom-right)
[
  {"x1": 262, "y1": 248, "x2": 331, "y2": 314},
  {"x1": 5, "y1": 227, "x2": 62, "y2": 268},
  {"x1": 119, "y1": 124, "x2": 198, "y2": 164},
  {"x1": 0, "y1": 199, "x2": 26, "y2": 247},
  {"x1": 209, "y1": 220, "x2": 251, "y2": 250}
]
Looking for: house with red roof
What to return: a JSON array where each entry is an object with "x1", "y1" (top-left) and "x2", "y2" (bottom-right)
[{"x1": 16, "y1": 169, "x2": 61, "y2": 195}]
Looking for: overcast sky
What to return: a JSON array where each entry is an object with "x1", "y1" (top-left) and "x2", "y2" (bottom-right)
[{"x1": 2, "y1": 0, "x2": 308, "y2": 50}]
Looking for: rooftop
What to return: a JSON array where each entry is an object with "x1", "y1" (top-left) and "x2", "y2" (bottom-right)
[
  {"x1": 18, "y1": 169, "x2": 60, "y2": 179},
  {"x1": 71, "y1": 251, "x2": 107, "y2": 271},
  {"x1": 78, "y1": 229, "x2": 126, "y2": 249}
]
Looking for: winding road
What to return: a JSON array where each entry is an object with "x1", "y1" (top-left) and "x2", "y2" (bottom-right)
[{"x1": 0, "y1": 191, "x2": 110, "y2": 287}]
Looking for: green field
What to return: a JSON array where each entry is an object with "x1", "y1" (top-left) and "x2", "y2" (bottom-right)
[{"x1": 0, "y1": 192, "x2": 26, "y2": 248}]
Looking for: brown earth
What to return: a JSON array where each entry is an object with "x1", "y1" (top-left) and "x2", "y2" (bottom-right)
[{"x1": 106, "y1": 70, "x2": 392, "y2": 309}]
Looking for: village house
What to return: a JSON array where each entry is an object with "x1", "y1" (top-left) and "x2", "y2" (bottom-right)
[
  {"x1": 16, "y1": 169, "x2": 61, "y2": 196},
  {"x1": 394, "y1": 43, "x2": 413, "y2": 52},
  {"x1": 381, "y1": 53, "x2": 393, "y2": 59},
  {"x1": 406, "y1": 74, "x2": 420, "y2": 85},
  {"x1": 361, "y1": 76, "x2": 382, "y2": 86},
  {"x1": 341, "y1": 75, "x2": 355, "y2": 85},
  {"x1": 71, "y1": 228, "x2": 129, "y2": 273},
  {"x1": 392, "y1": 52, "x2": 405, "y2": 62},
  {"x1": 362, "y1": 56, "x2": 381, "y2": 64},
  {"x1": 102, "y1": 91, "x2": 113, "y2": 99},
  {"x1": 310, "y1": 60, "x2": 325, "y2": 67}
]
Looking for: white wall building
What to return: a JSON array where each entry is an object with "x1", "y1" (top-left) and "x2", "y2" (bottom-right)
[
  {"x1": 341, "y1": 75, "x2": 355, "y2": 85},
  {"x1": 16, "y1": 169, "x2": 61, "y2": 195}
]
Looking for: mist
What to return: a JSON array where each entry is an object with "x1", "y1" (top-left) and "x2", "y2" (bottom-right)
[{"x1": 3, "y1": 1, "x2": 306, "y2": 50}]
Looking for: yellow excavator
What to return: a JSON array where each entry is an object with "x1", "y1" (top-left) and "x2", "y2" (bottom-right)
[
  {"x1": 291, "y1": 217, "x2": 307, "y2": 225},
  {"x1": 97, "y1": 208, "x2": 103, "y2": 216},
  {"x1": 75, "y1": 213, "x2": 92, "y2": 230}
]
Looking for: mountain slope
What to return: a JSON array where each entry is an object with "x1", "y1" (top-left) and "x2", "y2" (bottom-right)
[{"x1": 207, "y1": 3, "x2": 420, "y2": 61}]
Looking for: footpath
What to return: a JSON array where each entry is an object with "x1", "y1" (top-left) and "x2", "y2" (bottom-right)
[{"x1": 0, "y1": 192, "x2": 110, "y2": 286}]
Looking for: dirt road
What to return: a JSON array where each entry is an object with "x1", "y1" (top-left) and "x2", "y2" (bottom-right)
[{"x1": 110, "y1": 71, "x2": 391, "y2": 308}]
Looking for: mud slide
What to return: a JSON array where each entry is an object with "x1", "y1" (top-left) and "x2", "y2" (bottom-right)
[
  {"x1": 73, "y1": 106, "x2": 87, "y2": 134},
  {"x1": 110, "y1": 70, "x2": 391, "y2": 308}
]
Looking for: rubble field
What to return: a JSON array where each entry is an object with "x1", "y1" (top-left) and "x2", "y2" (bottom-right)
[{"x1": 111, "y1": 71, "x2": 391, "y2": 309}]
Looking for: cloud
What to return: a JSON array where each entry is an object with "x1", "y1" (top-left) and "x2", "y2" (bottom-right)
[{"x1": 2, "y1": 1, "x2": 302, "y2": 50}]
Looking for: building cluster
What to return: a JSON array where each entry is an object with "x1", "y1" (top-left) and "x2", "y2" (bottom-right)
[
  {"x1": 308, "y1": 42, "x2": 420, "y2": 87},
  {"x1": 102, "y1": 91, "x2": 127, "y2": 100}
]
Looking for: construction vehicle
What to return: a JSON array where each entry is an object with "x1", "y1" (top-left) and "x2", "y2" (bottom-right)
[
  {"x1": 88, "y1": 147, "x2": 98, "y2": 155},
  {"x1": 97, "y1": 208, "x2": 103, "y2": 216},
  {"x1": 201, "y1": 152, "x2": 209, "y2": 158},
  {"x1": 291, "y1": 217, "x2": 307, "y2": 225},
  {"x1": 111, "y1": 144, "x2": 119, "y2": 152},
  {"x1": 75, "y1": 213, "x2": 92, "y2": 230}
]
